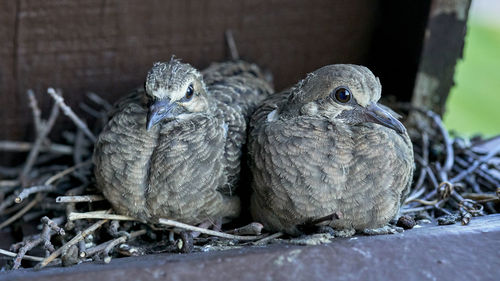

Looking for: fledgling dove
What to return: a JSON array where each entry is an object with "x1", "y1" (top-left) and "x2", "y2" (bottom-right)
[
  {"x1": 93, "y1": 58, "x2": 273, "y2": 225},
  {"x1": 249, "y1": 64, "x2": 413, "y2": 235}
]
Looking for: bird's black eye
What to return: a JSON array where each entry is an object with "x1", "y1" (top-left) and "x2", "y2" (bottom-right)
[
  {"x1": 185, "y1": 84, "x2": 194, "y2": 100},
  {"x1": 334, "y1": 87, "x2": 351, "y2": 103}
]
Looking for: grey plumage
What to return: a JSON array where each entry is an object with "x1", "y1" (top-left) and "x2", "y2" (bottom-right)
[
  {"x1": 249, "y1": 64, "x2": 414, "y2": 235},
  {"x1": 93, "y1": 58, "x2": 273, "y2": 224}
]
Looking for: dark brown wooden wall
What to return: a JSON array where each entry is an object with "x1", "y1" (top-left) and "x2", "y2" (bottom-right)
[
  {"x1": 0, "y1": 0, "x2": 437, "y2": 147},
  {"x1": 0, "y1": 0, "x2": 377, "y2": 142}
]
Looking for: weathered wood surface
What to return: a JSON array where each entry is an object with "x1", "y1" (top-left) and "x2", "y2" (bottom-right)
[
  {"x1": 0, "y1": 0, "x2": 380, "y2": 144},
  {"x1": 3, "y1": 214, "x2": 499, "y2": 281}
]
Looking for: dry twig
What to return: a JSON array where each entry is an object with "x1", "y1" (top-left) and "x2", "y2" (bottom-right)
[
  {"x1": 12, "y1": 216, "x2": 65, "y2": 269},
  {"x1": 56, "y1": 195, "x2": 105, "y2": 203},
  {"x1": 15, "y1": 185, "x2": 56, "y2": 203},
  {"x1": 0, "y1": 193, "x2": 45, "y2": 230},
  {"x1": 20, "y1": 94, "x2": 60, "y2": 183},
  {"x1": 36, "y1": 217, "x2": 109, "y2": 269},
  {"x1": 158, "y1": 218, "x2": 264, "y2": 241},
  {"x1": 27, "y1": 89, "x2": 42, "y2": 135},
  {"x1": 0, "y1": 141, "x2": 73, "y2": 154},
  {"x1": 68, "y1": 211, "x2": 137, "y2": 221},
  {"x1": 225, "y1": 30, "x2": 239, "y2": 60},
  {"x1": 0, "y1": 248, "x2": 44, "y2": 262},
  {"x1": 252, "y1": 232, "x2": 284, "y2": 245},
  {"x1": 47, "y1": 88, "x2": 97, "y2": 142}
]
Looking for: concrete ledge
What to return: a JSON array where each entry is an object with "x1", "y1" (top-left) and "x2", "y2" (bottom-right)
[{"x1": 3, "y1": 214, "x2": 500, "y2": 281}]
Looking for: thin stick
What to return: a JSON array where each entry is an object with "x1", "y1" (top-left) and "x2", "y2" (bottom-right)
[
  {"x1": 158, "y1": 218, "x2": 264, "y2": 241},
  {"x1": 0, "y1": 179, "x2": 19, "y2": 188},
  {"x1": 400, "y1": 205, "x2": 435, "y2": 214},
  {"x1": 41, "y1": 216, "x2": 65, "y2": 236},
  {"x1": 128, "y1": 229, "x2": 148, "y2": 239},
  {"x1": 20, "y1": 97, "x2": 60, "y2": 182},
  {"x1": 451, "y1": 145, "x2": 500, "y2": 183},
  {"x1": 15, "y1": 185, "x2": 56, "y2": 203},
  {"x1": 82, "y1": 240, "x2": 112, "y2": 258},
  {"x1": 63, "y1": 185, "x2": 87, "y2": 231},
  {"x1": 426, "y1": 110, "x2": 454, "y2": 173},
  {"x1": 73, "y1": 128, "x2": 85, "y2": 166},
  {"x1": 87, "y1": 92, "x2": 112, "y2": 111},
  {"x1": 410, "y1": 132, "x2": 429, "y2": 194},
  {"x1": 410, "y1": 198, "x2": 439, "y2": 205},
  {"x1": 0, "y1": 194, "x2": 17, "y2": 213},
  {"x1": 0, "y1": 248, "x2": 44, "y2": 262},
  {"x1": 78, "y1": 237, "x2": 86, "y2": 258},
  {"x1": 225, "y1": 30, "x2": 239, "y2": 60},
  {"x1": 27, "y1": 89, "x2": 42, "y2": 135},
  {"x1": 0, "y1": 166, "x2": 20, "y2": 177},
  {"x1": 14, "y1": 217, "x2": 61, "y2": 268},
  {"x1": 56, "y1": 195, "x2": 105, "y2": 203},
  {"x1": 0, "y1": 193, "x2": 44, "y2": 230},
  {"x1": 0, "y1": 141, "x2": 73, "y2": 154},
  {"x1": 103, "y1": 236, "x2": 127, "y2": 263},
  {"x1": 68, "y1": 211, "x2": 137, "y2": 221},
  {"x1": 44, "y1": 160, "x2": 92, "y2": 185},
  {"x1": 425, "y1": 166, "x2": 439, "y2": 190},
  {"x1": 83, "y1": 229, "x2": 146, "y2": 258},
  {"x1": 15, "y1": 161, "x2": 91, "y2": 205},
  {"x1": 14, "y1": 237, "x2": 45, "y2": 269},
  {"x1": 404, "y1": 187, "x2": 427, "y2": 204},
  {"x1": 252, "y1": 232, "x2": 284, "y2": 245},
  {"x1": 36, "y1": 218, "x2": 109, "y2": 269},
  {"x1": 47, "y1": 88, "x2": 97, "y2": 142},
  {"x1": 79, "y1": 103, "x2": 104, "y2": 119},
  {"x1": 397, "y1": 104, "x2": 454, "y2": 172},
  {"x1": 462, "y1": 192, "x2": 499, "y2": 201},
  {"x1": 103, "y1": 230, "x2": 147, "y2": 263}
]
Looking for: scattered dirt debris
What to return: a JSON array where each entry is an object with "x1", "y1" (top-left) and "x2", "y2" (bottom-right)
[{"x1": 396, "y1": 215, "x2": 416, "y2": 230}]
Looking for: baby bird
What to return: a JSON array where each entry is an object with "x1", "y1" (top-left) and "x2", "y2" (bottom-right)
[
  {"x1": 93, "y1": 58, "x2": 273, "y2": 225},
  {"x1": 249, "y1": 64, "x2": 413, "y2": 235}
]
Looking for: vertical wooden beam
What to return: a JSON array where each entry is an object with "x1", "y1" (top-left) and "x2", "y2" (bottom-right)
[{"x1": 411, "y1": 0, "x2": 472, "y2": 116}]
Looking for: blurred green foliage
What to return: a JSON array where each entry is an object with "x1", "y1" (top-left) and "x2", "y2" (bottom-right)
[{"x1": 444, "y1": 21, "x2": 500, "y2": 137}]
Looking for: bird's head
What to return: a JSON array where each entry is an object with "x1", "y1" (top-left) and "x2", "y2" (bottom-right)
[
  {"x1": 283, "y1": 64, "x2": 405, "y2": 134},
  {"x1": 144, "y1": 58, "x2": 210, "y2": 130}
]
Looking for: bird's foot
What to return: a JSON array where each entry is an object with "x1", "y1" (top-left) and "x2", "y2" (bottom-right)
[
  {"x1": 189, "y1": 221, "x2": 211, "y2": 238},
  {"x1": 212, "y1": 218, "x2": 222, "y2": 232},
  {"x1": 334, "y1": 228, "x2": 356, "y2": 238},
  {"x1": 288, "y1": 232, "x2": 335, "y2": 246},
  {"x1": 362, "y1": 225, "x2": 404, "y2": 236},
  {"x1": 190, "y1": 219, "x2": 223, "y2": 238},
  {"x1": 226, "y1": 222, "x2": 263, "y2": 236},
  {"x1": 308, "y1": 212, "x2": 343, "y2": 225},
  {"x1": 297, "y1": 211, "x2": 343, "y2": 234}
]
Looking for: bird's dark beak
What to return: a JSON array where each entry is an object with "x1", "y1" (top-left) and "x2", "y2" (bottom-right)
[
  {"x1": 146, "y1": 98, "x2": 177, "y2": 131},
  {"x1": 364, "y1": 103, "x2": 406, "y2": 134}
]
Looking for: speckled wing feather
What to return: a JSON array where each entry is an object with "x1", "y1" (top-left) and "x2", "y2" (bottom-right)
[
  {"x1": 249, "y1": 90, "x2": 413, "y2": 235},
  {"x1": 203, "y1": 60, "x2": 274, "y2": 192},
  {"x1": 93, "y1": 100, "x2": 152, "y2": 220}
]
